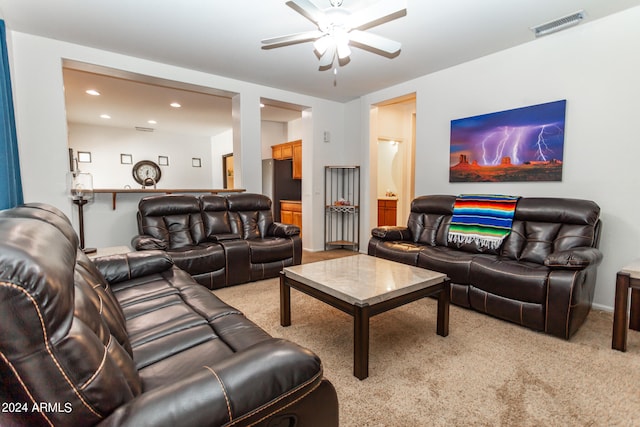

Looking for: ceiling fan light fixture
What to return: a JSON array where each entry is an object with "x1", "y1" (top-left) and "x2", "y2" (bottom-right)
[
  {"x1": 313, "y1": 36, "x2": 330, "y2": 55},
  {"x1": 264, "y1": 0, "x2": 407, "y2": 70},
  {"x1": 337, "y1": 41, "x2": 351, "y2": 60}
]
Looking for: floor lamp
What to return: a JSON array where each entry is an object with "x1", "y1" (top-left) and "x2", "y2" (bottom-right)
[{"x1": 68, "y1": 171, "x2": 97, "y2": 254}]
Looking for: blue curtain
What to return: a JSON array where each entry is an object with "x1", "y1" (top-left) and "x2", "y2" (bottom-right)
[{"x1": 0, "y1": 20, "x2": 23, "y2": 210}]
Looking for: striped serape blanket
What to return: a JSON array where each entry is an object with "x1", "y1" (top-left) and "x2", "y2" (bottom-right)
[{"x1": 447, "y1": 194, "x2": 520, "y2": 250}]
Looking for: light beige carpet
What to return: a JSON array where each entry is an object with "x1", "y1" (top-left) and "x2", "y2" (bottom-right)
[{"x1": 214, "y1": 253, "x2": 640, "y2": 426}]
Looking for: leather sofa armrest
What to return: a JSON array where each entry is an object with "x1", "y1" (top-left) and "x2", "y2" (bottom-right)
[
  {"x1": 131, "y1": 234, "x2": 168, "y2": 250},
  {"x1": 93, "y1": 251, "x2": 174, "y2": 284},
  {"x1": 371, "y1": 226, "x2": 412, "y2": 241},
  {"x1": 544, "y1": 247, "x2": 603, "y2": 270},
  {"x1": 97, "y1": 339, "x2": 329, "y2": 427},
  {"x1": 268, "y1": 222, "x2": 301, "y2": 237}
]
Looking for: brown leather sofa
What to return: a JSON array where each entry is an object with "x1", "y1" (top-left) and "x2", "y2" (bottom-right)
[
  {"x1": 368, "y1": 195, "x2": 603, "y2": 339},
  {"x1": 132, "y1": 193, "x2": 302, "y2": 289},
  {"x1": 0, "y1": 203, "x2": 338, "y2": 427}
]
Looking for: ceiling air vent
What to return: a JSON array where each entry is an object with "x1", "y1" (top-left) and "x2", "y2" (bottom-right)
[
  {"x1": 531, "y1": 10, "x2": 585, "y2": 38},
  {"x1": 135, "y1": 126, "x2": 155, "y2": 132}
]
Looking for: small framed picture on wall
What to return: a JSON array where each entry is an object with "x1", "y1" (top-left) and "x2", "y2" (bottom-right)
[
  {"x1": 78, "y1": 151, "x2": 92, "y2": 163},
  {"x1": 158, "y1": 156, "x2": 169, "y2": 166},
  {"x1": 192, "y1": 158, "x2": 202, "y2": 167},
  {"x1": 120, "y1": 154, "x2": 133, "y2": 164}
]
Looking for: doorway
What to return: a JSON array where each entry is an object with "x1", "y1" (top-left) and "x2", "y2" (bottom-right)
[
  {"x1": 370, "y1": 94, "x2": 416, "y2": 227},
  {"x1": 222, "y1": 153, "x2": 234, "y2": 189}
]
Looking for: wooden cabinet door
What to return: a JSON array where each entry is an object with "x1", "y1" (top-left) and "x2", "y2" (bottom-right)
[
  {"x1": 281, "y1": 210, "x2": 294, "y2": 225},
  {"x1": 377, "y1": 199, "x2": 397, "y2": 226},
  {"x1": 292, "y1": 141, "x2": 302, "y2": 179},
  {"x1": 272, "y1": 145, "x2": 283, "y2": 159}
]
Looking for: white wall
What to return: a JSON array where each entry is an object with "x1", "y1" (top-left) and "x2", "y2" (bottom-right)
[
  {"x1": 7, "y1": 31, "x2": 347, "y2": 252},
  {"x1": 210, "y1": 129, "x2": 233, "y2": 188},
  {"x1": 69, "y1": 123, "x2": 213, "y2": 188},
  {"x1": 261, "y1": 121, "x2": 287, "y2": 159},
  {"x1": 358, "y1": 6, "x2": 640, "y2": 311}
]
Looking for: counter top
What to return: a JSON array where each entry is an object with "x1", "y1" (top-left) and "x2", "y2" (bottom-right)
[
  {"x1": 378, "y1": 196, "x2": 398, "y2": 201},
  {"x1": 280, "y1": 200, "x2": 302, "y2": 204}
]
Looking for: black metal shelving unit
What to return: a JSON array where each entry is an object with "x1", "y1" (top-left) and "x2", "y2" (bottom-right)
[{"x1": 324, "y1": 166, "x2": 360, "y2": 251}]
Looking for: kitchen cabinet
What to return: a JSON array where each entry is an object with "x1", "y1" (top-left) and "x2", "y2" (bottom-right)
[
  {"x1": 292, "y1": 140, "x2": 302, "y2": 179},
  {"x1": 281, "y1": 200, "x2": 302, "y2": 237},
  {"x1": 378, "y1": 198, "x2": 397, "y2": 226},
  {"x1": 272, "y1": 140, "x2": 302, "y2": 179}
]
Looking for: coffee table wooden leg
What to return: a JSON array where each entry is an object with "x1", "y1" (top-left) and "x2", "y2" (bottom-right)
[
  {"x1": 612, "y1": 272, "x2": 630, "y2": 351},
  {"x1": 437, "y1": 280, "x2": 450, "y2": 337},
  {"x1": 280, "y1": 273, "x2": 291, "y2": 327},
  {"x1": 354, "y1": 304, "x2": 370, "y2": 380},
  {"x1": 630, "y1": 288, "x2": 640, "y2": 331}
]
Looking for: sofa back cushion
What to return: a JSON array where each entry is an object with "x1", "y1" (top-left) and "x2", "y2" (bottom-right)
[
  {"x1": 500, "y1": 197, "x2": 600, "y2": 263},
  {"x1": 0, "y1": 216, "x2": 141, "y2": 427},
  {"x1": 408, "y1": 195, "x2": 455, "y2": 246},
  {"x1": 200, "y1": 195, "x2": 233, "y2": 238},
  {"x1": 226, "y1": 193, "x2": 274, "y2": 239},
  {"x1": 138, "y1": 194, "x2": 205, "y2": 248}
]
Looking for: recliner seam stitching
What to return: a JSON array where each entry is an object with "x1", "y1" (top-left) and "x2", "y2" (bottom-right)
[
  {"x1": 0, "y1": 281, "x2": 103, "y2": 419},
  {"x1": 0, "y1": 349, "x2": 54, "y2": 427},
  {"x1": 203, "y1": 365, "x2": 233, "y2": 423}
]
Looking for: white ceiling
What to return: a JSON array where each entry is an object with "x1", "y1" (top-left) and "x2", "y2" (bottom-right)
[
  {"x1": 62, "y1": 66, "x2": 303, "y2": 137},
  {"x1": 2, "y1": 0, "x2": 640, "y2": 134}
]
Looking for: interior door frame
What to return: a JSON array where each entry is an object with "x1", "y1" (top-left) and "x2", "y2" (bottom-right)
[{"x1": 222, "y1": 153, "x2": 233, "y2": 189}]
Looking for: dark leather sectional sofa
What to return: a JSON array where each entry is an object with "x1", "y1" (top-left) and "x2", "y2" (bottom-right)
[
  {"x1": 368, "y1": 195, "x2": 603, "y2": 339},
  {"x1": 132, "y1": 193, "x2": 301, "y2": 289},
  {"x1": 0, "y1": 203, "x2": 338, "y2": 427}
]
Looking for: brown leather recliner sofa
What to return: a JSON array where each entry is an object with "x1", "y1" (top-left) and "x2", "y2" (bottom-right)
[
  {"x1": 368, "y1": 195, "x2": 603, "y2": 339},
  {"x1": 0, "y1": 203, "x2": 338, "y2": 427},
  {"x1": 132, "y1": 193, "x2": 302, "y2": 289}
]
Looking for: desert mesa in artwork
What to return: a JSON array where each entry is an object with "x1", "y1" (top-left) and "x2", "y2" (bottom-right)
[{"x1": 449, "y1": 100, "x2": 566, "y2": 182}]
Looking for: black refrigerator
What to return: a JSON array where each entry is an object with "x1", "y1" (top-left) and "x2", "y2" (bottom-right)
[{"x1": 262, "y1": 159, "x2": 301, "y2": 222}]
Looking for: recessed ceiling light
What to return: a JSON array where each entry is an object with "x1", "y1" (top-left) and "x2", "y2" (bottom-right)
[
  {"x1": 100, "y1": 114, "x2": 111, "y2": 119},
  {"x1": 170, "y1": 102, "x2": 181, "y2": 108},
  {"x1": 148, "y1": 120, "x2": 157, "y2": 124},
  {"x1": 260, "y1": 103, "x2": 265, "y2": 108},
  {"x1": 86, "y1": 89, "x2": 100, "y2": 96}
]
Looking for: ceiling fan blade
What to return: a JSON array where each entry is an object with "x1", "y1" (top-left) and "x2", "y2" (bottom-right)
[
  {"x1": 347, "y1": 0, "x2": 407, "y2": 31},
  {"x1": 286, "y1": 0, "x2": 325, "y2": 25},
  {"x1": 349, "y1": 30, "x2": 401, "y2": 56},
  {"x1": 261, "y1": 30, "x2": 324, "y2": 49},
  {"x1": 318, "y1": 43, "x2": 336, "y2": 68}
]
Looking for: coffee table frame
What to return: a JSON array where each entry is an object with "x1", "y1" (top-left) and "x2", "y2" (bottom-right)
[{"x1": 280, "y1": 269, "x2": 450, "y2": 380}]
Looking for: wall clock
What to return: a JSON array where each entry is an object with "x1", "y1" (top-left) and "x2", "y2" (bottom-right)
[{"x1": 132, "y1": 160, "x2": 162, "y2": 186}]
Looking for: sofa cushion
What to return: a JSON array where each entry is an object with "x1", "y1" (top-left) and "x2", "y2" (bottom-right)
[
  {"x1": 201, "y1": 195, "x2": 233, "y2": 237},
  {"x1": 138, "y1": 195, "x2": 205, "y2": 248},
  {"x1": 248, "y1": 237, "x2": 297, "y2": 263},
  {"x1": 407, "y1": 195, "x2": 455, "y2": 245},
  {"x1": 417, "y1": 246, "x2": 478, "y2": 284},
  {"x1": 470, "y1": 257, "x2": 550, "y2": 304},
  {"x1": 500, "y1": 198, "x2": 600, "y2": 263}
]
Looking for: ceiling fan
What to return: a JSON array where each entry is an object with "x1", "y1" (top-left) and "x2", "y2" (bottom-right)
[{"x1": 262, "y1": 0, "x2": 407, "y2": 70}]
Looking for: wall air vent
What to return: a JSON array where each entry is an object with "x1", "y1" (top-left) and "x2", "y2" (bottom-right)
[
  {"x1": 531, "y1": 10, "x2": 585, "y2": 38},
  {"x1": 135, "y1": 126, "x2": 155, "y2": 132}
]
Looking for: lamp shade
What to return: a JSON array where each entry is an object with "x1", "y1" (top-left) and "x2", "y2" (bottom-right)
[{"x1": 68, "y1": 171, "x2": 94, "y2": 202}]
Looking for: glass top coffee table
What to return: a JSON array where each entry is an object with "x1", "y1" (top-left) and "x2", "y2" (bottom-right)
[{"x1": 280, "y1": 254, "x2": 450, "y2": 380}]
